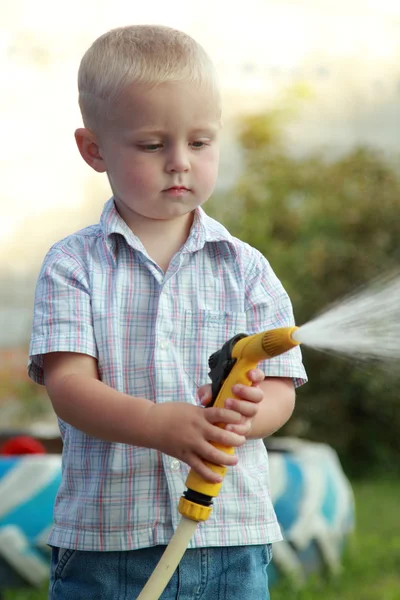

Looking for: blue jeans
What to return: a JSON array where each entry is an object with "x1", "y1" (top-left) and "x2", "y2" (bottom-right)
[{"x1": 49, "y1": 544, "x2": 272, "y2": 599}]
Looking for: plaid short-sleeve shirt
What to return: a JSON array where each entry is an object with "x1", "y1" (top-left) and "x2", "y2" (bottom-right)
[{"x1": 28, "y1": 198, "x2": 307, "y2": 551}]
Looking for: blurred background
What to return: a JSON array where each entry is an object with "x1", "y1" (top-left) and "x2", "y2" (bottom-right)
[{"x1": 1, "y1": 1, "x2": 400, "y2": 598}]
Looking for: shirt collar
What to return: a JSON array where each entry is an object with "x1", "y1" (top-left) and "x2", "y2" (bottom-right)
[
  {"x1": 184, "y1": 206, "x2": 237, "y2": 255},
  {"x1": 100, "y1": 197, "x2": 237, "y2": 257}
]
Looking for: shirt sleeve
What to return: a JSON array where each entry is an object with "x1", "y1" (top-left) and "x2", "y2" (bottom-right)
[
  {"x1": 245, "y1": 250, "x2": 307, "y2": 388},
  {"x1": 28, "y1": 246, "x2": 98, "y2": 385}
]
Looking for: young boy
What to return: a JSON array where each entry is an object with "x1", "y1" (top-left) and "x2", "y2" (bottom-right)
[{"x1": 28, "y1": 25, "x2": 307, "y2": 599}]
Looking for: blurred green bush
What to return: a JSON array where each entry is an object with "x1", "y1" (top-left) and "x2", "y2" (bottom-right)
[{"x1": 210, "y1": 108, "x2": 400, "y2": 477}]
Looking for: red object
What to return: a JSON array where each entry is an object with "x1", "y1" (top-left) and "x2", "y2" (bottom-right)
[{"x1": 0, "y1": 436, "x2": 46, "y2": 455}]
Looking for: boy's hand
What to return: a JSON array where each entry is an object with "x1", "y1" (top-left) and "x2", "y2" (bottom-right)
[
  {"x1": 148, "y1": 401, "x2": 248, "y2": 484},
  {"x1": 198, "y1": 368, "x2": 265, "y2": 437}
]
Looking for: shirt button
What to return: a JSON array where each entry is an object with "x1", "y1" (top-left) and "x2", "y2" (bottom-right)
[
  {"x1": 170, "y1": 460, "x2": 181, "y2": 471},
  {"x1": 160, "y1": 340, "x2": 168, "y2": 350}
]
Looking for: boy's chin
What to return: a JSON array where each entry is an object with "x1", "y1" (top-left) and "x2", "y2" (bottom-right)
[{"x1": 156, "y1": 201, "x2": 206, "y2": 220}]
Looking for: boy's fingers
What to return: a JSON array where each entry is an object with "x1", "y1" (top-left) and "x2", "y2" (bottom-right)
[
  {"x1": 226, "y1": 421, "x2": 252, "y2": 436},
  {"x1": 198, "y1": 384, "x2": 212, "y2": 405},
  {"x1": 247, "y1": 368, "x2": 265, "y2": 384},
  {"x1": 188, "y1": 454, "x2": 225, "y2": 483},
  {"x1": 204, "y1": 442, "x2": 240, "y2": 466},
  {"x1": 207, "y1": 425, "x2": 247, "y2": 449},
  {"x1": 230, "y1": 385, "x2": 264, "y2": 403},
  {"x1": 186, "y1": 441, "x2": 240, "y2": 480},
  {"x1": 198, "y1": 369, "x2": 264, "y2": 407},
  {"x1": 225, "y1": 398, "x2": 258, "y2": 417},
  {"x1": 204, "y1": 407, "x2": 242, "y2": 424}
]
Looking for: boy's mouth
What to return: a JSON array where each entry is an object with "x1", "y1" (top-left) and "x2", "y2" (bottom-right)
[
  {"x1": 165, "y1": 186, "x2": 190, "y2": 191},
  {"x1": 163, "y1": 186, "x2": 191, "y2": 196}
]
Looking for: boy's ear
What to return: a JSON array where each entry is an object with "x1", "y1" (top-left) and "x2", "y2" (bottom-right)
[{"x1": 75, "y1": 128, "x2": 107, "y2": 173}]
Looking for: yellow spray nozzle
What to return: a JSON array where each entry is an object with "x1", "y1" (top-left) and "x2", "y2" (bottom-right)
[
  {"x1": 233, "y1": 326, "x2": 300, "y2": 363},
  {"x1": 179, "y1": 325, "x2": 300, "y2": 522}
]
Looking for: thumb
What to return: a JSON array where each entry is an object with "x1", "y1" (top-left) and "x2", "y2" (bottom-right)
[{"x1": 198, "y1": 384, "x2": 213, "y2": 406}]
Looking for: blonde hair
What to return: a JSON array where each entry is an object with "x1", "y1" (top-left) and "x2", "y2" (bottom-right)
[{"x1": 78, "y1": 25, "x2": 220, "y2": 130}]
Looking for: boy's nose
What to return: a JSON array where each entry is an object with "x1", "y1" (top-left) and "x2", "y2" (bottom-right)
[{"x1": 165, "y1": 146, "x2": 190, "y2": 173}]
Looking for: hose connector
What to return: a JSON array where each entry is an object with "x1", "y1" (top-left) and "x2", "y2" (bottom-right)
[{"x1": 178, "y1": 497, "x2": 212, "y2": 522}]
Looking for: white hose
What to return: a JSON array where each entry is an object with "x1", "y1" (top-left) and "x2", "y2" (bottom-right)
[{"x1": 136, "y1": 517, "x2": 198, "y2": 599}]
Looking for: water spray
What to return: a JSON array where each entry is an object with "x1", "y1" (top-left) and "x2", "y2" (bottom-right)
[
  {"x1": 292, "y1": 272, "x2": 400, "y2": 361},
  {"x1": 138, "y1": 272, "x2": 400, "y2": 598}
]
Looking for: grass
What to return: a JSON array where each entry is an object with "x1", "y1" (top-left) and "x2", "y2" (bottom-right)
[
  {"x1": 4, "y1": 478, "x2": 400, "y2": 600},
  {"x1": 273, "y1": 477, "x2": 400, "y2": 600},
  {"x1": 4, "y1": 589, "x2": 48, "y2": 600}
]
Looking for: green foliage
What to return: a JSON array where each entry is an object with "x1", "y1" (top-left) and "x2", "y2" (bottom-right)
[{"x1": 210, "y1": 109, "x2": 400, "y2": 476}]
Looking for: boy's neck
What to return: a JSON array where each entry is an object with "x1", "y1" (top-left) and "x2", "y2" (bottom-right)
[{"x1": 128, "y1": 211, "x2": 195, "y2": 272}]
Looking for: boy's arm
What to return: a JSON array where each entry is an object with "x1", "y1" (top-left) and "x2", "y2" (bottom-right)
[
  {"x1": 245, "y1": 377, "x2": 295, "y2": 439},
  {"x1": 44, "y1": 352, "x2": 155, "y2": 446},
  {"x1": 43, "y1": 351, "x2": 250, "y2": 482}
]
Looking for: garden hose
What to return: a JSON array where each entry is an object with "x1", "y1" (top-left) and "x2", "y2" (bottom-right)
[{"x1": 137, "y1": 326, "x2": 300, "y2": 599}]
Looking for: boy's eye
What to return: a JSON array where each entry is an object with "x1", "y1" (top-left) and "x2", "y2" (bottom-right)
[
  {"x1": 138, "y1": 143, "x2": 162, "y2": 152},
  {"x1": 191, "y1": 141, "x2": 207, "y2": 149}
]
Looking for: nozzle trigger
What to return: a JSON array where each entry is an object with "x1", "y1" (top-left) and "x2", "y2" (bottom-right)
[{"x1": 207, "y1": 333, "x2": 248, "y2": 406}]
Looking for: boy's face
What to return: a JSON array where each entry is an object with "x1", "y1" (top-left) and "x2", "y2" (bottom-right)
[{"x1": 84, "y1": 81, "x2": 221, "y2": 225}]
